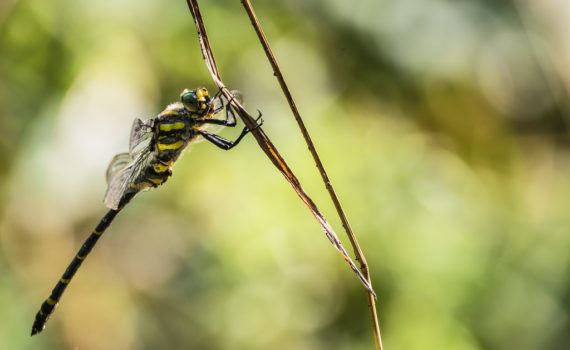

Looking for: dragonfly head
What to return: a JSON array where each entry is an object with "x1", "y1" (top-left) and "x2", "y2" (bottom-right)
[{"x1": 181, "y1": 88, "x2": 211, "y2": 114}]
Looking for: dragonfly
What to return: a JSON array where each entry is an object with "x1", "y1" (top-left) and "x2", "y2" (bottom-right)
[{"x1": 31, "y1": 87, "x2": 262, "y2": 336}]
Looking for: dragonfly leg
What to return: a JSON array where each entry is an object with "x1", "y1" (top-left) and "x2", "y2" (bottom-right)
[
  {"x1": 196, "y1": 94, "x2": 237, "y2": 127},
  {"x1": 208, "y1": 89, "x2": 241, "y2": 125},
  {"x1": 210, "y1": 88, "x2": 225, "y2": 114},
  {"x1": 224, "y1": 97, "x2": 237, "y2": 126},
  {"x1": 208, "y1": 95, "x2": 238, "y2": 127},
  {"x1": 198, "y1": 113, "x2": 263, "y2": 150},
  {"x1": 198, "y1": 130, "x2": 246, "y2": 150},
  {"x1": 250, "y1": 110, "x2": 264, "y2": 131},
  {"x1": 195, "y1": 117, "x2": 237, "y2": 127},
  {"x1": 195, "y1": 104, "x2": 237, "y2": 127},
  {"x1": 196, "y1": 105, "x2": 261, "y2": 130}
]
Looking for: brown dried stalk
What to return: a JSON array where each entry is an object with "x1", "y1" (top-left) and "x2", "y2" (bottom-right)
[
  {"x1": 239, "y1": 2, "x2": 383, "y2": 349},
  {"x1": 185, "y1": 0, "x2": 380, "y2": 348}
]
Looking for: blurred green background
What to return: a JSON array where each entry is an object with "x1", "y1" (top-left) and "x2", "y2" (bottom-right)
[{"x1": 1, "y1": 0, "x2": 569, "y2": 349}]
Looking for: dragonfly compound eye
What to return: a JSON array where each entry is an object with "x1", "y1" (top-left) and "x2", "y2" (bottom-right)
[{"x1": 181, "y1": 90, "x2": 200, "y2": 112}]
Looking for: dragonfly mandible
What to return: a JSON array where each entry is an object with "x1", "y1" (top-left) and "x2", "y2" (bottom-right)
[{"x1": 31, "y1": 87, "x2": 262, "y2": 335}]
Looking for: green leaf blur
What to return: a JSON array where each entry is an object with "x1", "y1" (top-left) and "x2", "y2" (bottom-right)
[{"x1": 0, "y1": 0, "x2": 568, "y2": 349}]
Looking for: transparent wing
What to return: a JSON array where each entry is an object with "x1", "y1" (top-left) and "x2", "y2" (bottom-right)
[
  {"x1": 105, "y1": 152, "x2": 132, "y2": 184},
  {"x1": 228, "y1": 89, "x2": 243, "y2": 106},
  {"x1": 104, "y1": 116, "x2": 154, "y2": 210},
  {"x1": 104, "y1": 148, "x2": 153, "y2": 210},
  {"x1": 129, "y1": 118, "x2": 154, "y2": 158}
]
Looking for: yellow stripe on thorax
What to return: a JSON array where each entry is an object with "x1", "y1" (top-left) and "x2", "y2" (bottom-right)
[
  {"x1": 157, "y1": 140, "x2": 184, "y2": 151},
  {"x1": 159, "y1": 122, "x2": 185, "y2": 132}
]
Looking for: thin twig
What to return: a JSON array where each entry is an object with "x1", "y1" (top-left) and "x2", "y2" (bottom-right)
[
  {"x1": 185, "y1": 0, "x2": 375, "y2": 296},
  {"x1": 240, "y1": 1, "x2": 383, "y2": 349}
]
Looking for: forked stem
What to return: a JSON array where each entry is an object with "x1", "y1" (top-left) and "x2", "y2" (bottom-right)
[
  {"x1": 240, "y1": 1, "x2": 382, "y2": 348},
  {"x1": 185, "y1": 0, "x2": 381, "y2": 348}
]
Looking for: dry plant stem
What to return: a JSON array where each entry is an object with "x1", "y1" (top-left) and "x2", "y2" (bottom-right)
[
  {"x1": 184, "y1": 0, "x2": 375, "y2": 295},
  {"x1": 240, "y1": 1, "x2": 383, "y2": 349}
]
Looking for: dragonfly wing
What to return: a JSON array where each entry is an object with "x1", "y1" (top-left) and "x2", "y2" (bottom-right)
[
  {"x1": 105, "y1": 153, "x2": 132, "y2": 184},
  {"x1": 129, "y1": 118, "x2": 154, "y2": 158},
  {"x1": 227, "y1": 89, "x2": 243, "y2": 106},
  {"x1": 104, "y1": 147, "x2": 153, "y2": 210}
]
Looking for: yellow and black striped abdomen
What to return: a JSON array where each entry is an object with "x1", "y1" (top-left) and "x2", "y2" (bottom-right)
[{"x1": 31, "y1": 208, "x2": 124, "y2": 335}]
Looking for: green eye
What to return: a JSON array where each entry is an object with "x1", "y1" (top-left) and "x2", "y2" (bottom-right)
[{"x1": 181, "y1": 91, "x2": 199, "y2": 110}]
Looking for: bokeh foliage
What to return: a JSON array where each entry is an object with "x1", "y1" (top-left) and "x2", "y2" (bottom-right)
[{"x1": 0, "y1": 0, "x2": 568, "y2": 349}]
